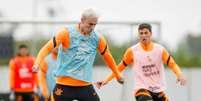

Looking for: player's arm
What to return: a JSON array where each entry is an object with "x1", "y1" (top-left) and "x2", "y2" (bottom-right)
[
  {"x1": 32, "y1": 57, "x2": 40, "y2": 87},
  {"x1": 33, "y1": 73, "x2": 39, "y2": 90},
  {"x1": 162, "y1": 48, "x2": 186, "y2": 86},
  {"x1": 97, "y1": 35, "x2": 122, "y2": 80},
  {"x1": 34, "y1": 28, "x2": 70, "y2": 66},
  {"x1": 39, "y1": 60, "x2": 49, "y2": 98},
  {"x1": 162, "y1": 48, "x2": 182, "y2": 77},
  {"x1": 9, "y1": 59, "x2": 15, "y2": 91},
  {"x1": 104, "y1": 48, "x2": 134, "y2": 83}
]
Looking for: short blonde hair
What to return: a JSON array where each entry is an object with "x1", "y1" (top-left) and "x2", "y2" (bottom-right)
[{"x1": 82, "y1": 8, "x2": 99, "y2": 18}]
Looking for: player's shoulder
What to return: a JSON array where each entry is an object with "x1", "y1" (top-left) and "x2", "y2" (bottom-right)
[
  {"x1": 61, "y1": 27, "x2": 70, "y2": 35},
  {"x1": 131, "y1": 43, "x2": 140, "y2": 50},
  {"x1": 11, "y1": 56, "x2": 19, "y2": 62},
  {"x1": 54, "y1": 26, "x2": 70, "y2": 38},
  {"x1": 153, "y1": 43, "x2": 167, "y2": 53},
  {"x1": 9, "y1": 57, "x2": 15, "y2": 63},
  {"x1": 153, "y1": 43, "x2": 165, "y2": 49},
  {"x1": 126, "y1": 47, "x2": 134, "y2": 55}
]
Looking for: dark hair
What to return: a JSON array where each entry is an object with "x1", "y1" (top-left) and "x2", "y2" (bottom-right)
[
  {"x1": 18, "y1": 44, "x2": 28, "y2": 49},
  {"x1": 138, "y1": 23, "x2": 152, "y2": 33},
  {"x1": 17, "y1": 44, "x2": 29, "y2": 56}
]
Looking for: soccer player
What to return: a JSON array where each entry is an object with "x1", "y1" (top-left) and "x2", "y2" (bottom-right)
[
  {"x1": 9, "y1": 44, "x2": 39, "y2": 101},
  {"x1": 33, "y1": 9, "x2": 123, "y2": 101},
  {"x1": 96, "y1": 23, "x2": 187, "y2": 101}
]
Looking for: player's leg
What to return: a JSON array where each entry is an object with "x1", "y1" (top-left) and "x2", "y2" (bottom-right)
[
  {"x1": 14, "y1": 92, "x2": 23, "y2": 101},
  {"x1": 135, "y1": 89, "x2": 153, "y2": 101},
  {"x1": 22, "y1": 92, "x2": 34, "y2": 101},
  {"x1": 153, "y1": 91, "x2": 168, "y2": 101},
  {"x1": 52, "y1": 84, "x2": 75, "y2": 101},
  {"x1": 77, "y1": 85, "x2": 100, "y2": 101}
]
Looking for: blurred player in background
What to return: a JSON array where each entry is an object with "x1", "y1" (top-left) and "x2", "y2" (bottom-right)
[
  {"x1": 9, "y1": 44, "x2": 39, "y2": 101},
  {"x1": 96, "y1": 23, "x2": 187, "y2": 101}
]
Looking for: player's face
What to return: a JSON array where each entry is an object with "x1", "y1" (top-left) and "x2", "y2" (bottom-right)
[
  {"x1": 139, "y1": 28, "x2": 152, "y2": 44},
  {"x1": 19, "y1": 48, "x2": 29, "y2": 56},
  {"x1": 81, "y1": 16, "x2": 98, "y2": 34}
]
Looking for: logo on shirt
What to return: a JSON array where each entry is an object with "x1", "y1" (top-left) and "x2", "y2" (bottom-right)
[
  {"x1": 142, "y1": 64, "x2": 159, "y2": 77},
  {"x1": 147, "y1": 56, "x2": 152, "y2": 62},
  {"x1": 19, "y1": 64, "x2": 32, "y2": 78},
  {"x1": 55, "y1": 88, "x2": 63, "y2": 96}
]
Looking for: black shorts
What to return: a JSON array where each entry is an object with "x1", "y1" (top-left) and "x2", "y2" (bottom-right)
[
  {"x1": 14, "y1": 92, "x2": 35, "y2": 101},
  {"x1": 52, "y1": 84, "x2": 100, "y2": 101},
  {"x1": 135, "y1": 89, "x2": 168, "y2": 101}
]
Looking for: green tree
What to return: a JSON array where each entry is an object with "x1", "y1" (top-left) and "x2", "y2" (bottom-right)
[{"x1": 175, "y1": 33, "x2": 201, "y2": 67}]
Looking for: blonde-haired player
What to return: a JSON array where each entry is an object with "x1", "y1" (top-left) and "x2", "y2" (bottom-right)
[{"x1": 33, "y1": 9, "x2": 123, "y2": 101}]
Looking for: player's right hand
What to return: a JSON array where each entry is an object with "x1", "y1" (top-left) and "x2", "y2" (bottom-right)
[
  {"x1": 176, "y1": 74, "x2": 187, "y2": 86},
  {"x1": 116, "y1": 77, "x2": 124, "y2": 84},
  {"x1": 116, "y1": 73, "x2": 124, "y2": 84},
  {"x1": 9, "y1": 90, "x2": 15, "y2": 100},
  {"x1": 32, "y1": 64, "x2": 39, "y2": 73},
  {"x1": 95, "y1": 80, "x2": 108, "y2": 89}
]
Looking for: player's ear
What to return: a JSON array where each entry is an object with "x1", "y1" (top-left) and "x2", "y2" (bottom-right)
[
  {"x1": 149, "y1": 31, "x2": 152, "y2": 36},
  {"x1": 81, "y1": 16, "x2": 85, "y2": 23}
]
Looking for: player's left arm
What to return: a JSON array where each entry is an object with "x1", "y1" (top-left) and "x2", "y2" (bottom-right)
[
  {"x1": 39, "y1": 59, "x2": 49, "y2": 98},
  {"x1": 162, "y1": 48, "x2": 182, "y2": 77},
  {"x1": 97, "y1": 35, "x2": 122, "y2": 80},
  {"x1": 162, "y1": 48, "x2": 186, "y2": 85},
  {"x1": 32, "y1": 57, "x2": 40, "y2": 87},
  {"x1": 9, "y1": 59, "x2": 15, "y2": 91},
  {"x1": 95, "y1": 48, "x2": 134, "y2": 88},
  {"x1": 105, "y1": 47, "x2": 134, "y2": 83}
]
